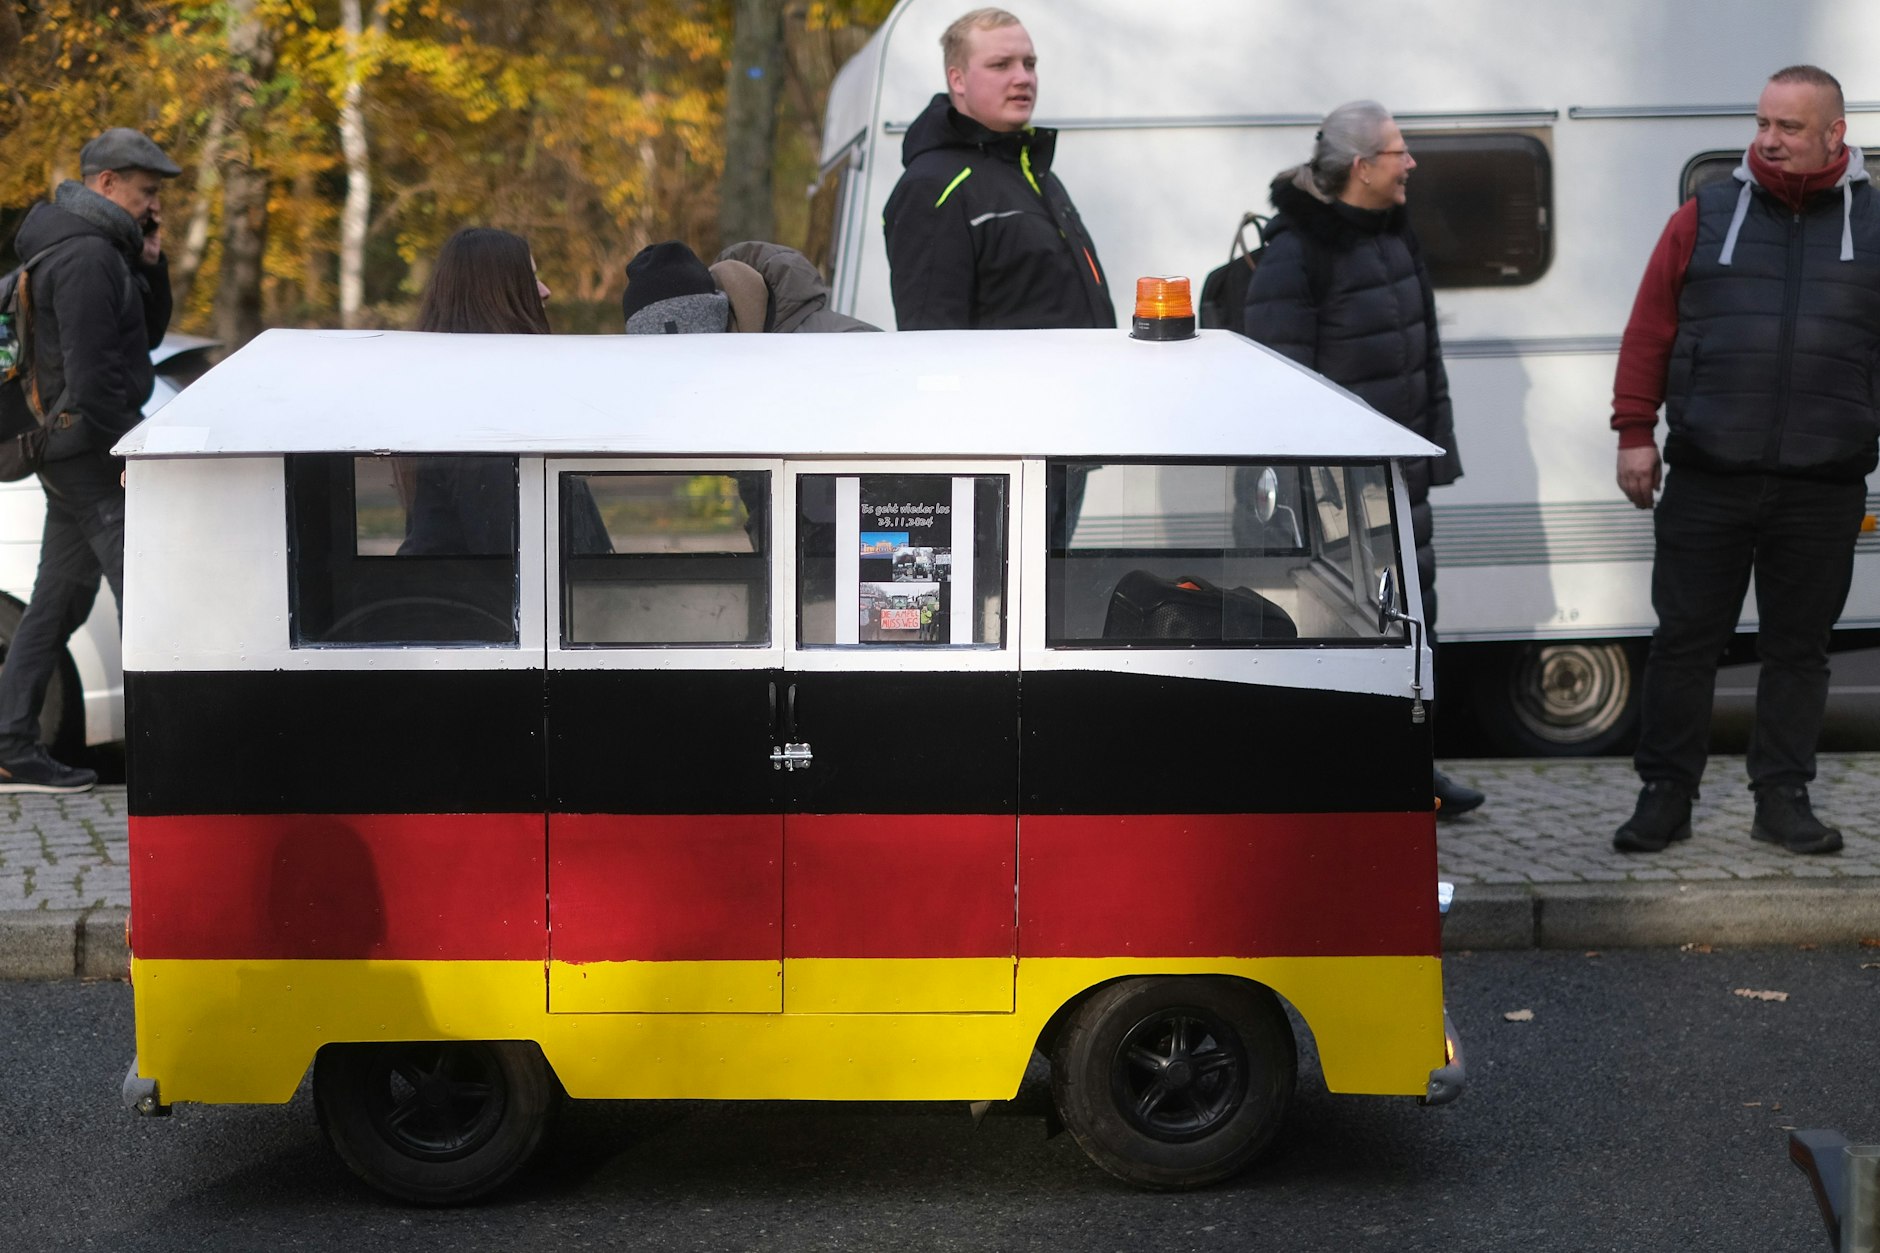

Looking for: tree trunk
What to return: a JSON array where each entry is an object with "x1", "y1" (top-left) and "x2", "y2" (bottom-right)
[
  {"x1": 213, "y1": 0, "x2": 275, "y2": 357},
  {"x1": 338, "y1": 0, "x2": 382, "y2": 328},
  {"x1": 170, "y1": 107, "x2": 226, "y2": 314},
  {"x1": 719, "y1": 0, "x2": 784, "y2": 247},
  {"x1": 214, "y1": 154, "x2": 269, "y2": 354}
]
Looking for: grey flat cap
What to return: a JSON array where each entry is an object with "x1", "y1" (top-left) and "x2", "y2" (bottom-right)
[{"x1": 80, "y1": 128, "x2": 181, "y2": 178}]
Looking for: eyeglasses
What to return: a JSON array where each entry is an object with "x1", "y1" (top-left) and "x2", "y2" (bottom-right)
[{"x1": 1371, "y1": 147, "x2": 1412, "y2": 160}]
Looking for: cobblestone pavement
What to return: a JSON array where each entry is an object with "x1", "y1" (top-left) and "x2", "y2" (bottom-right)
[
  {"x1": 0, "y1": 786, "x2": 128, "y2": 913},
  {"x1": 1436, "y1": 752, "x2": 1880, "y2": 885}
]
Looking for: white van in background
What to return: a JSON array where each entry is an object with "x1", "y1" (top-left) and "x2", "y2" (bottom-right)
[
  {"x1": 812, "y1": 0, "x2": 1880, "y2": 754},
  {"x1": 0, "y1": 331, "x2": 217, "y2": 752}
]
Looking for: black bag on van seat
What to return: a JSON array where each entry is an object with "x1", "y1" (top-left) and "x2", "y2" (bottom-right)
[
  {"x1": 1198, "y1": 213, "x2": 1268, "y2": 335},
  {"x1": 0, "y1": 240, "x2": 82, "y2": 482},
  {"x1": 1102, "y1": 570, "x2": 1298, "y2": 641}
]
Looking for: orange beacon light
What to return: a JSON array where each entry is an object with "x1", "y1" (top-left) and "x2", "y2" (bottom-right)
[{"x1": 1131, "y1": 276, "x2": 1197, "y2": 341}]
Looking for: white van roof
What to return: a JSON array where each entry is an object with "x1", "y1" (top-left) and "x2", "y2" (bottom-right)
[{"x1": 115, "y1": 326, "x2": 1441, "y2": 462}]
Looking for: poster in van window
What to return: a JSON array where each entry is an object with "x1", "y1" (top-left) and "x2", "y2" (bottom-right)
[{"x1": 856, "y1": 476, "x2": 953, "y2": 644}]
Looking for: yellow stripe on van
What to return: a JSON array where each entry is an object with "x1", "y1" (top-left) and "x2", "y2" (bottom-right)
[
  {"x1": 130, "y1": 954, "x2": 1444, "y2": 1106},
  {"x1": 784, "y1": 956, "x2": 1014, "y2": 1013},
  {"x1": 550, "y1": 959, "x2": 781, "y2": 1013}
]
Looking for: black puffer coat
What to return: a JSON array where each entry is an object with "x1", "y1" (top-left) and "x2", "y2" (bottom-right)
[
  {"x1": 1244, "y1": 167, "x2": 1462, "y2": 620},
  {"x1": 883, "y1": 94, "x2": 1113, "y2": 331},
  {"x1": 12, "y1": 182, "x2": 170, "y2": 458}
]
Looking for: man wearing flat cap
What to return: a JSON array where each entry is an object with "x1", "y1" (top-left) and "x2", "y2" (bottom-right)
[{"x1": 0, "y1": 127, "x2": 178, "y2": 793}]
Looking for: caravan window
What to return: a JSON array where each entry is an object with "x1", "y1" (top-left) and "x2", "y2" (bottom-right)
[
  {"x1": 287, "y1": 454, "x2": 519, "y2": 647},
  {"x1": 1682, "y1": 148, "x2": 1880, "y2": 201},
  {"x1": 559, "y1": 471, "x2": 769, "y2": 647},
  {"x1": 1046, "y1": 461, "x2": 1405, "y2": 647},
  {"x1": 1400, "y1": 132, "x2": 1552, "y2": 287}
]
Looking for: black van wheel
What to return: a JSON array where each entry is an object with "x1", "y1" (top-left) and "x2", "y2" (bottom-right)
[
  {"x1": 1051, "y1": 977, "x2": 1294, "y2": 1190},
  {"x1": 313, "y1": 1040, "x2": 556, "y2": 1205},
  {"x1": 1467, "y1": 639, "x2": 1643, "y2": 757}
]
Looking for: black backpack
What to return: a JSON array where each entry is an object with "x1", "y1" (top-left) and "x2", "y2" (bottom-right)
[
  {"x1": 1198, "y1": 212, "x2": 1268, "y2": 336},
  {"x1": 0, "y1": 240, "x2": 81, "y2": 482}
]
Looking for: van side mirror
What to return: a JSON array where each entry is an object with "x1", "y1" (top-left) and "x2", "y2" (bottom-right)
[{"x1": 1376, "y1": 567, "x2": 1401, "y2": 635}]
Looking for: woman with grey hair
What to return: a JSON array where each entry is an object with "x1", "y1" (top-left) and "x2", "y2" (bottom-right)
[{"x1": 1243, "y1": 101, "x2": 1482, "y2": 817}]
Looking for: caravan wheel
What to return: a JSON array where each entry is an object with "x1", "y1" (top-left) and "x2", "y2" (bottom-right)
[
  {"x1": 1469, "y1": 640, "x2": 1643, "y2": 757},
  {"x1": 313, "y1": 1040, "x2": 557, "y2": 1205}
]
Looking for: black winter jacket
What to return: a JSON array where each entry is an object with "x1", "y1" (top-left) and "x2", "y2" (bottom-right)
[
  {"x1": 1244, "y1": 168, "x2": 1462, "y2": 615},
  {"x1": 1667, "y1": 159, "x2": 1880, "y2": 482},
  {"x1": 12, "y1": 182, "x2": 171, "y2": 459},
  {"x1": 884, "y1": 94, "x2": 1113, "y2": 331}
]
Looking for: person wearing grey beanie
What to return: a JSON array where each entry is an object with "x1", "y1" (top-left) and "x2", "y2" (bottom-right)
[{"x1": 622, "y1": 241, "x2": 729, "y2": 334}]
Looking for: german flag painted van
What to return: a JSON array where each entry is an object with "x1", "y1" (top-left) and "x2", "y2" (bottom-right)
[{"x1": 117, "y1": 314, "x2": 1463, "y2": 1202}]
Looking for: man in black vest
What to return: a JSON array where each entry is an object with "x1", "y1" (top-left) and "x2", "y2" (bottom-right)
[
  {"x1": 1609, "y1": 66, "x2": 1878, "y2": 854},
  {"x1": 882, "y1": 8, "x2": 1113, "y2": 331}
]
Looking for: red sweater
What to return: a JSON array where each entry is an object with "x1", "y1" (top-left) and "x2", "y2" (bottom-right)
[{"x1": 1610, "y1": 149, "x2": 1852, "y2": 449}]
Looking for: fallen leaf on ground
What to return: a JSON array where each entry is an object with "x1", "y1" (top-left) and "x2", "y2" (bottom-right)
[
  {"x1": 1773, "y1": 1102, "x2": 1783, "y2": 1112},
  {"x1": 1503, "y1": 1008, "x2": 1535, "y2": 1022},
  {"x1": 1861, "y1": 938, "x2": 1880, "y2": 949},
  {"x1": 1743, "y1": 1101, "x2": 1762, "y2": 1107},
  {"x1": 1682, "y1": 942, "x2": 1716, "y2": 954},
  {"x1": 1861, "y1": 963, "x2": 1880, "y2": 970},
  {"x1": 1733, "y1": 988, "x2": 1790, "y2": 1002},
  {"x1": 1798, "y1": 943, "x2": 1819, "y2": 951},
  {"x1": 1584, "y1": 951, "x2": 1601, "y2": 958}
]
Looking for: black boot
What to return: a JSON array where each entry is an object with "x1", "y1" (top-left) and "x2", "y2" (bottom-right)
[
  {"x1": 1433, "y1": 768, "x2": 1485, "y2": 818},
  {"x1": 1613, "y1": 781, "x2": 1693, "y2": 853},
  {"x1": 1751, "y1": 785, "x2": 1843, "y2": 855}
]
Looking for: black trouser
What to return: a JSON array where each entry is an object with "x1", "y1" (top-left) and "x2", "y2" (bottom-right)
[
  {"x1": 1634, "y1": 466, "x2": 1865, "y2": 794},
  {"x1": 0, "y1": 454, "x2": 124, "y2": 756}
]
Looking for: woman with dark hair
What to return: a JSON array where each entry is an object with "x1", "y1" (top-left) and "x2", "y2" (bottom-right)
[
  {"x1": 401, "y1": 228, "x2": 608, "y2": 559},
  {"x1": 1243, "y1": 101, "x2": 1482, "y2": 817},
  {"x1": 414, "y1": 226, "x2": 552, "y2": 335}
]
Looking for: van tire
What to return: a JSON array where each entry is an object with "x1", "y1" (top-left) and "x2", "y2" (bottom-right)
[
  {"x1": 0, "y1": 596, "x2": 82, "y2": 759},
  {"x1": 1050, "y1": 977, "x2": 1294, "y2": 1190},
  {"x1": 1466, "y1": 639, "x2": 1642, "y2": 757},
  {"x1": 313, "y1": 1040, "x2": 557, "y2": 1205}
]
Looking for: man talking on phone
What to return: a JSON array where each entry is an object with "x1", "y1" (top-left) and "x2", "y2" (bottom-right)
[{"x1": 0, "y1": 127, "x2": 176, "y2": 792}]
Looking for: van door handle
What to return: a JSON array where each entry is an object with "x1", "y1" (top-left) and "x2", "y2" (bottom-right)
[{"x1": 770, "y1": 742, "x2": 813, "y2": 771}]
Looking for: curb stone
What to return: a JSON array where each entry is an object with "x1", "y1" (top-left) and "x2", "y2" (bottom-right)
[{"x1": 1449, "y1": 880, "x2": 1880, "y2": 951}]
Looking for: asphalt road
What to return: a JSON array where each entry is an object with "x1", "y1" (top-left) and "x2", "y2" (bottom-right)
[{"x1": 4, "y1": 947, "x2": 1875, "y2": 1252}]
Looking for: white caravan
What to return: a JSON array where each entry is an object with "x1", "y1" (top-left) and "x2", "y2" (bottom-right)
[{"x1": 814, "y1": 0, "x2": 1880, "y2": 754}]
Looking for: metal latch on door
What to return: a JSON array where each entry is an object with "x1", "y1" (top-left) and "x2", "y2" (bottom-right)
[
  {"x1": 768, "y1": 681, "x2": 811, "y2": 769},
  {"x1": 771, "y1": 742, "x2": 813, "y2": 771}
]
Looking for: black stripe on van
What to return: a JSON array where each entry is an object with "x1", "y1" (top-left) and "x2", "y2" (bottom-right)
[
  {"x1": 127, "y1": 669, "x2": 547, "y2": 816},
  {"x1": 1019, "y1": 670, "x2": 1431, "y2": 814}
]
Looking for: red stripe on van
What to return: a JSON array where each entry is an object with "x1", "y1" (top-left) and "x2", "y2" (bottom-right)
[
  {"x1": 128, "y1": 813, "x2": 545, "y2": 961},
  {"x1": 550, "y1": 813, "x2": 781, "y2": 963},
  {"x1": 786, "y1": 814, "x2": 1015, "y2": 959},
  {"x1": 1019, "y1": 812, "x2": 1440, "y2": 959}
]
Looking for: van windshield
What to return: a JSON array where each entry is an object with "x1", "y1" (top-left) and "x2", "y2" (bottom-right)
[{"x1": 1046, "y1": 460, "x2": 1404, "y2": 647}]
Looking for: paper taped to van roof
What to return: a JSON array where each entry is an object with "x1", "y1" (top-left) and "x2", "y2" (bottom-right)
[{"x1": 114, "y1": 326, "x2": 1443, "y2": 461}]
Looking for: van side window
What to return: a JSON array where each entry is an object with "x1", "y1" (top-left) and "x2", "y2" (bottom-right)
[
  {"x1": 796, "y1": 472, "x2": 1008, "y2": 647},
  {"x1": 287, "y1": 453, "x2": 519, "y2": 646},
  {"x1": 1400, "y1": 131, "x2": 1552, "y2": 287},
  {"x1": 1681, "y1": 148, "x2": 1880, "y2": 201},
  {"x1": 1046, "y1": 460, "x2": 1405, "y2": 647},
  {"x1": 559, "y1": 471, "x2": 769, "y2": 647}
]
